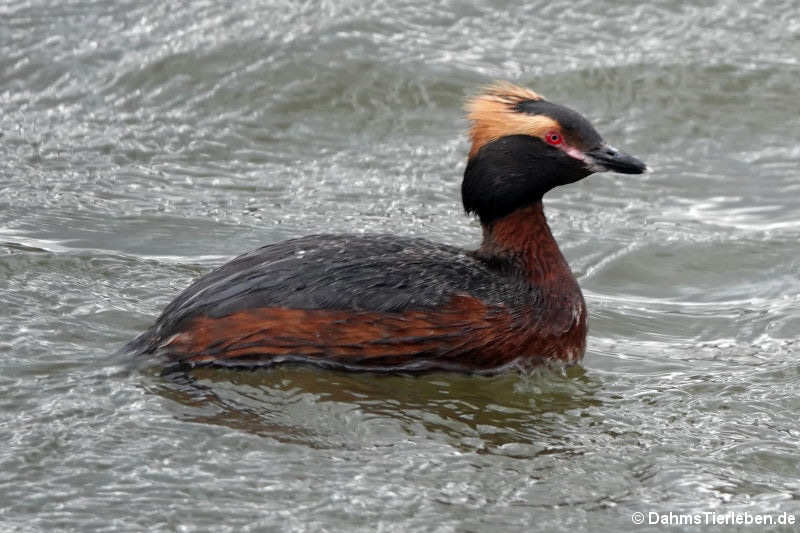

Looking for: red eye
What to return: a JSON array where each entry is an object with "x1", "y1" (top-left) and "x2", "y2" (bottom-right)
[{"x1": 545, "y1": 131, "x2": 562, "y2": 145}]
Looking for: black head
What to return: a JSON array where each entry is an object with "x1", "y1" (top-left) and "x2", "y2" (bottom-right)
[{"x1": 462, "y1": 82, "x2": 647, "y2": 225}]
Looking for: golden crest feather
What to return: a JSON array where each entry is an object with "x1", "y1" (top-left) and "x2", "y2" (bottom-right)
[{"x1": 465, "y1": 82, "x2": 556, "y2": 158}]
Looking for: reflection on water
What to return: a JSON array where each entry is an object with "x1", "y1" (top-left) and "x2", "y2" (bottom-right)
[{"x1": 146, "y1": 364, "x2": 601, "y2": 453}]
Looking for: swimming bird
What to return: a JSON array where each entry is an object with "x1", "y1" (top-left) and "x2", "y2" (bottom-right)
[{"x1": 127, "y1": 82, "x2": 647, "y2": 372}]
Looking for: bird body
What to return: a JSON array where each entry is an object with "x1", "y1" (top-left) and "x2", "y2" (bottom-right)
[{"x1": 128, "y1": 82, "x2": 646, "y2": 372}]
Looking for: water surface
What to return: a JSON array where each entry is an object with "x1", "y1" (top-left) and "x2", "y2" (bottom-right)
[{"x1": 2, "y1": 0, "x2": 800, "y2": 531}]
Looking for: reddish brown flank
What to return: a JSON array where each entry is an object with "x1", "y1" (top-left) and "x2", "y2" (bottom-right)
[{"x1": 160, "y1": 292, "x2": 584, "y2": 371}]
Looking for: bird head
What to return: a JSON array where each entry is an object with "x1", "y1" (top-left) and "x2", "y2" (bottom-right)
[{"x1": 462, "y1": 82, "x2": 647, "y2": 225}]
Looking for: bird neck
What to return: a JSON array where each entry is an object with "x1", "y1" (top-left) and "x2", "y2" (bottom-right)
[{"x1": 478, "y1": 202, "x2": 573, "y2": 285}]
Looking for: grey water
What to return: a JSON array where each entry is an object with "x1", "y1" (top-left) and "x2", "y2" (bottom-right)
[{"x1": 2, "y1": 1, "x2": 799, "y2": 531}]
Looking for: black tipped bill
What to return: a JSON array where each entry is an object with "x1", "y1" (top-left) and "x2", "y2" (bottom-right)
[{"x1": 586, "y1": 145, "x2": 648, "y2": 174}]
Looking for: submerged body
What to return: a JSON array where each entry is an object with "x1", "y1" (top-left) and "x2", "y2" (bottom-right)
[{"x1": 128, "y1": 83, "x2": 646, "y2": 371}]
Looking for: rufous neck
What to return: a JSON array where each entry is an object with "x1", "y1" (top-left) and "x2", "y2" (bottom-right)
[{"x1": 479, "y1": 202, "x2": 571, "y2": 283}]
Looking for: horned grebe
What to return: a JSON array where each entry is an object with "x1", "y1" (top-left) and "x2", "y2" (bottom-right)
[{"x1": 127, "y1": 82, "x2": 647, "y2": 372}]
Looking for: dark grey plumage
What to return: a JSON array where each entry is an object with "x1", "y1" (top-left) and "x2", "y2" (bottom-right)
[{"x1": 142, "y1": 234, "x2": 539, "y2": 341}]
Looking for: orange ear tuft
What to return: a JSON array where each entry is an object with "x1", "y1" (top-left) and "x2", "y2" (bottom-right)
[{"x1": 465, "y1": 82, "x2": 556, "y2": 158}]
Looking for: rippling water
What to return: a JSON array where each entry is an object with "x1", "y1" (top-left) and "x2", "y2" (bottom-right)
[{"x1": 2, "y1": 1, "x2": 800, "y2": 531}]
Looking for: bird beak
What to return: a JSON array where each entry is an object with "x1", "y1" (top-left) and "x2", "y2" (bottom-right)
[{"x1": 585, "y1": 144, "x2": 648, "y2": 174}]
